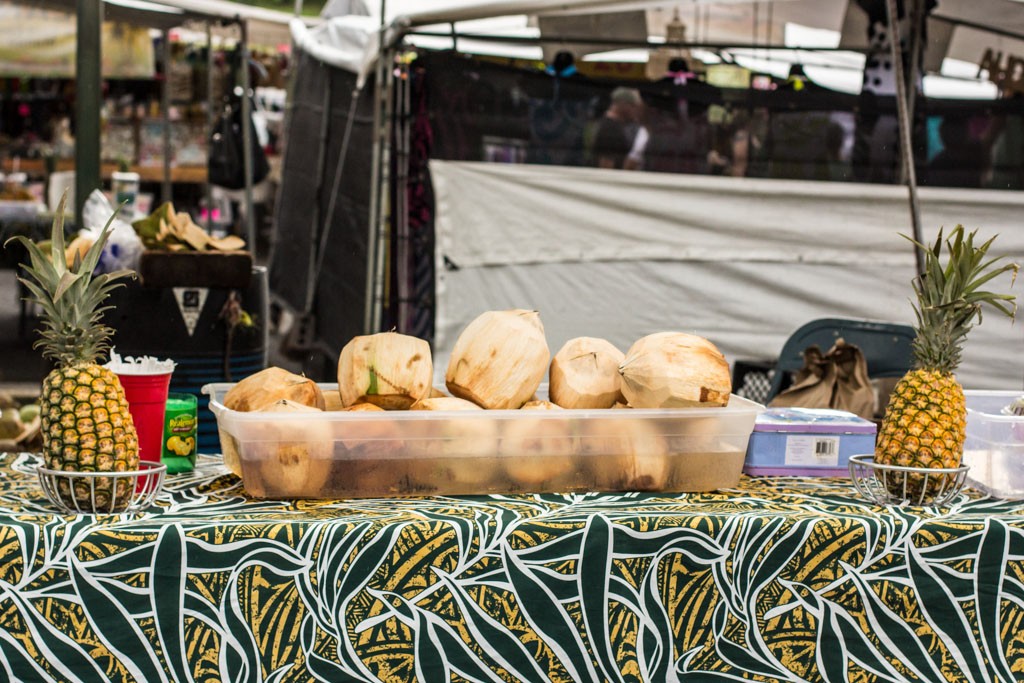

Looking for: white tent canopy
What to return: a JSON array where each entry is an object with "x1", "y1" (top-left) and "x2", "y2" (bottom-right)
[
  {"x1": 16, "y1": 0, "x2": 304, "y2": 46},
  {"x1": 302, "y1": 0, "x2": 1017, "y2": 98},
  {"x1": 391, "y1": 0, "x2": 1024, "y2": 38},
  {"x1": 383, "y1": 0, "x2": 1023, "y2": 76}
]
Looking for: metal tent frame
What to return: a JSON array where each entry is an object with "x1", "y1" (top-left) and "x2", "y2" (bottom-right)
[{"x1": 355, "y1": 0, "x2": 950, "y2": 335}]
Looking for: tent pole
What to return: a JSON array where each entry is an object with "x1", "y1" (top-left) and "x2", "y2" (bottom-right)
[
  {"x1": 75, "y1": 0, "x2": 103, "y2": 228},
  {"x1": 205, "y1": 20, "x2": 214, "y2": 233},
  {"x1": 364, "y1": 12, "x2": 387, "y2": 334},
  {"x1": 364, "y1": 0, "x2": 387, "y2": 335},
  {"x1": 240, "y1": 20, "x2": 257, "y2": 257},
  {"x1": 395, "y1": 57, "x2": 411, "y2": 333},
  {"x1": 162, "y1": 28, "x2": 172, "y2": 204},
  {"x1": 885, "y1": 0, "x2": 925, "y2": 276},
  {"x1": 371, "y1": 43, "x2": 396, "y2": 333}
]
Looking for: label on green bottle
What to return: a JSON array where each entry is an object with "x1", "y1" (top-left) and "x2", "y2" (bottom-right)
[{"x1": 163, "y1": 393, "x2": 198, "y2": 473}]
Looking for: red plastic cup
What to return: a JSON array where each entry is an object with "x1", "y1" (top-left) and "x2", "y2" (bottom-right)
[{"x1": 117, "y1": 371, "x2": 173, "y2": 464}]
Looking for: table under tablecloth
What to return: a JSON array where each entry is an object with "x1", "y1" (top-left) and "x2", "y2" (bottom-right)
[{"x1": 0, "y1": 451, "x2": 1021, "y2": 682}]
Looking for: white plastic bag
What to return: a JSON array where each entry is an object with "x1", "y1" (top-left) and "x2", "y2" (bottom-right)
[{"x1": 81, "y1": 189, "x2": 144, "y2": 274}]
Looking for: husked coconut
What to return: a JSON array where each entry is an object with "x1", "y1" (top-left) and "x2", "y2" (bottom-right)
[
  {"x1": 410, "y1": 397, "x2": 482, "y2": 411},
  {"x1": 334, "y1": 409, "x2": 408, "y2": 495},
  {"x1": 619, "y1": 332, "x2": 731, "y2": 409},
  {"x1": 521, "y1": 400, "x2": 560, "y2": 410},
  {"x1": 219, "y1": 427, "x2": 244, "y2": 477},
  {"x1": 501, "y1": 402, "x2": 578, "y2": 488},
  {"x1": 248, "y1": 399, "x2": 333, "y2": 498},
  {"x1": 446, "y1": 310, "x2": 550, "y2": 409},
  {"x1": 322, "y1": 391, "x2": 346, "y2": 412},
  {"x1": 342, "y1": 402, "x2": 386, "y2": 412},
  {"x1": 549, "y1": 337, "x2": 625, "y2": 409},
  {"x1": 626, "y1": 331, "x2": 720, "y2": 357},
  {"x1": 337, "y1": 402, "x2": 397, "y2": 449},
  {"x1": 408, "y1": 397, "x2": 499, "y2": 490},
  {"x1": 582, "y1": 419, "x2": 673, "y2": 491},
  {"x1": 338, "y1": 332, "x2": 432, "y2": 409},
  {"x1": 224, "y1": 367, "x2": 325, "y2": 412},
  {"x1": 220, "y1": 369, "x2": 324, "y2": 475}
]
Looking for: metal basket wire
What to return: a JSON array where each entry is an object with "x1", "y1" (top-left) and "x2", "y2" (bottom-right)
[
  {"x1": 37, "y1": 461, "x2": 167, "y2": 514},
  {"x1": 848, "y1": 453, "x2": 969, "y2": 506}
]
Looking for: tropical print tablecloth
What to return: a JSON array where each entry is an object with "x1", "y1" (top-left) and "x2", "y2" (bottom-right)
[{"x1": 1, "y1": 451, "x2": 1023, "y2": 682}]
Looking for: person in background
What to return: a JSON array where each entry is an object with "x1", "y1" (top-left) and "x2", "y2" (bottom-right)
[
  {"x1": 708, "y1": 110, "x2": 760, "y2": 177},
  {"x1": 987, "y1": 89, "x2": 1024, "y2": 190},
  {"x1": 592, "y1": 87, "x2": 646, "y2": 170},
  {"x1": 646, "y1": 58, "x2": 712, "y2": 175},
  {"x1": 925, "y1": 115, "x2": 988, "y2": 188}
]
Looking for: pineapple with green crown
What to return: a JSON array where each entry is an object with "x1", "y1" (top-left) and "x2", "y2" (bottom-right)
[
  {"x1": 877, "y1": 225, "x2": 1017, "y2": 500},
  {"x1": 6, "y1": 194, "x2": 139, "y2": 511}
]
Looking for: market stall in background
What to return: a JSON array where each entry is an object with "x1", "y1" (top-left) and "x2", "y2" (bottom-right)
[
  {"x1": 273, "y1": 0, "x2": 1024, "y2": 393},
  {"x1": 0, "y1": 0, "x2": 301, "y2": 448},
  {"x1": 0, "y1": 0, "x2": 294, "y2": 247}
]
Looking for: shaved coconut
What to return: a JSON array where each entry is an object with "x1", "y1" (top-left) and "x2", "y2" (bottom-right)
[
  {"x1": 247, "y1": 399, "x2": 333, "y2": 498},
  {"x1": 338, "y1": 332, "x2": 432, "y2": 409},
  {"x1": 581, "y1": 419, "x2": 672, "y2": 491},
  {"x1": 445, "y1": 309, "x2": 550, "y2": 409},
  {"x1": 619, "y1": 332, "x2": 731, "y2": 408},
  {"x1": 224, "y1": 367, "x2": 325, "y2": 412},
  {"x1": 549, "y1": 337, "x2": 625, "y2": 409},
  {"x1": 500, "y1": 405, "x2": 578, "y2": 488}
]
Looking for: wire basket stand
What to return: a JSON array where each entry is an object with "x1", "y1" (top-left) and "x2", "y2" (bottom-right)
[
  {"x1": 37, "y1": 461, "x2": 167, "y2": 514},
  {"x1": 848, "y1": 453, "x2": 969, "y2": 506}
]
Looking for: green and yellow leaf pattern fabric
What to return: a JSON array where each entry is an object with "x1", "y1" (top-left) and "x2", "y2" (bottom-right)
[{"x1": 1, "y1": 452, "x2": 1023, "y2": 682}]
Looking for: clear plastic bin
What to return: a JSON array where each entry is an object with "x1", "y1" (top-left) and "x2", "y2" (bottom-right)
[
  {"x1": 203, "y1": 383, "x2": 763, "y2": 499},
  {"x1": 963, "y1": 390, "x2": 1024, "y2": 499}
]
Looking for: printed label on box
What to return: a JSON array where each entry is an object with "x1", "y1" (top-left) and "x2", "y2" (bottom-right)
[{"x1": 784, "y1": 435, "x2": 841, "y2": 467}]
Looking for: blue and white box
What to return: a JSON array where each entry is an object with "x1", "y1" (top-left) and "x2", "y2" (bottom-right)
[{"x1": 744, "y1": 408, "x2": 877, "y2": 477}]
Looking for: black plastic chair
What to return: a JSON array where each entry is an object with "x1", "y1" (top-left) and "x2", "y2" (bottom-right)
[{"x1": 764, "y1": 317, "x2": 916, "y2": 403}]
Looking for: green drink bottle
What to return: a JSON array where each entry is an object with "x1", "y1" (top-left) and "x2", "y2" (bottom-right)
[{"x1": 162, "y1": 393, "x2": 198, "y2": 473}]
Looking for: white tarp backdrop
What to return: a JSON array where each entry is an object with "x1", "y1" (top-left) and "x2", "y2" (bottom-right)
[{"x1": 431, "y1": 161, "x2": 1024, "y2": 390}]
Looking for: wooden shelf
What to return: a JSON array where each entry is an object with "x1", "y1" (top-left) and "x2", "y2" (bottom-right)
[{"x1": 1, "y1": 158, "x2": 207, "y2": 184}]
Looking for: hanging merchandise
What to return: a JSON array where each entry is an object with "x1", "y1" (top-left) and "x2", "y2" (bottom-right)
[{"x1": 208, "y1": 98, "x2": 270, "y2": 190}]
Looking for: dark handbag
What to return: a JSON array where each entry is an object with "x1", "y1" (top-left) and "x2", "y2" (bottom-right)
[
  {"x1": 208, "y1": 103, "x2": 270, "y2": 190},
  {"x1": 769, "y1": 338, "x2": 877, "y2": 420}
]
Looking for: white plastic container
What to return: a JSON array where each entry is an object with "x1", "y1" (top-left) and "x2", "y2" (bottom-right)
[
  {"x1": 963, "y1": 390, "x2": 1024, "y2": 499},
  {"x1": 203, "y1": 383, "x2": 763, "y2": 499}
]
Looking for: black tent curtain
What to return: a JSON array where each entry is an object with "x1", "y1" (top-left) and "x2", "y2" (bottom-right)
[{"x1": 270, "y1": 49, "x2": 376, "y2": 362}]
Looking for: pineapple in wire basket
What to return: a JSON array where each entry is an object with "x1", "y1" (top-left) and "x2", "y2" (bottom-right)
[
  {"x1": 876, "y1": 226, "x2": 1017, "y2": 501},
  {"x1": 6, "y1": 194, "x2": 139, "y2": 511}
]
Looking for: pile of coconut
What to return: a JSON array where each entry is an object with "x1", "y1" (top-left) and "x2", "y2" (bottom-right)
[{"x1": 221, "y1": 309, "x2": 732, "y2": 496}]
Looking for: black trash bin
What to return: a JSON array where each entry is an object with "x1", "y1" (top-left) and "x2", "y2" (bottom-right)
[{"x1": 103, "y1": 266, "x2": 269, "y2": 454}]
